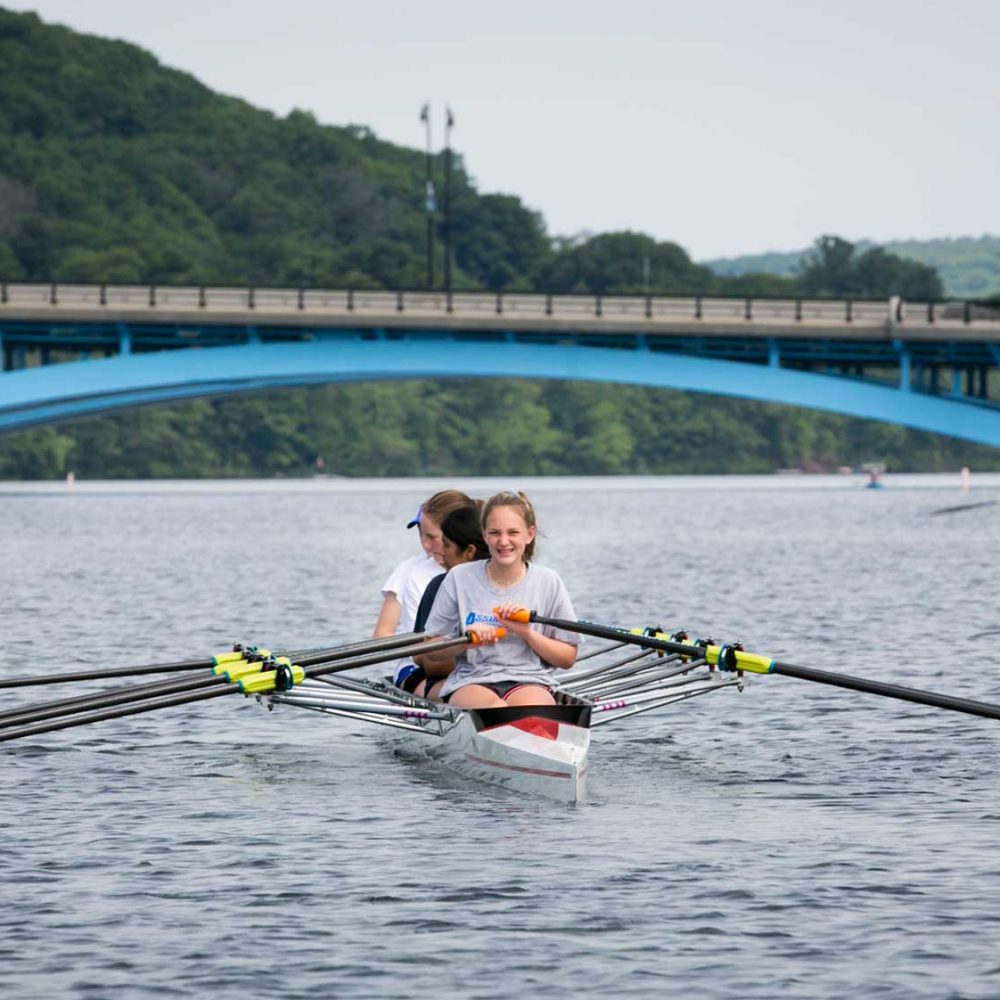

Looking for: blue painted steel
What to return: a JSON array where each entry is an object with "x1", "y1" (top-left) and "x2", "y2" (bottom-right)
[
  {"x1": 767, "y1": 338, "x2": 779, "y2": 368},
  {"x1": 2, "y1": 335, "x2": 999, "y2": 446},
  {"x1": 895, "y1": 340, "x2": 911, "y2": 392}
]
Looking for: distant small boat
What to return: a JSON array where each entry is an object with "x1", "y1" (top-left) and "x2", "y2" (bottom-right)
[{"x1": 862, "y1": 462, "x2": 885, "y2": 489}]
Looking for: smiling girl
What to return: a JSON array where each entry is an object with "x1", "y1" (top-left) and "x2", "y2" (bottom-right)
[{"x1": 420, "y1": 491, "x2": 579, "y2": 709}]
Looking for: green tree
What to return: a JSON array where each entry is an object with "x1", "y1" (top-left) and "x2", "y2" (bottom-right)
[
  {"x1": 798, "y1": 235, "x2": 944, "y2": 299},
  {"x1": 532, "y1": 232, "x2": 711, "y2": 295}
]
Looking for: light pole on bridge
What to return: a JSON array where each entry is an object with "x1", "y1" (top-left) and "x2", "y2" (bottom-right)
[
  {"x1": 443, "y1": 106, "x2": 455, "y2": 299},
  {"x1": 419, "y1": 102, "x2": 435, "y2": 291}
]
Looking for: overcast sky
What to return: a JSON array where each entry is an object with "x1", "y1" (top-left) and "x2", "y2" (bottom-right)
[{"x1": 9, "y1": 1, "x2": 1000, "y2": 260}]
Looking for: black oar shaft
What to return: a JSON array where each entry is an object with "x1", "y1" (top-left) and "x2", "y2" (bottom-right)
[
  {"x1": 0, "y1": 633, "x2": 423, "y2": 690},
  {"x1": 773, "y1": 661, "x2": 1000, "y2": 722},
  {"x1": 529, "y1": 613, "x2": 703, "y2": 659},
  {"x1": 0, "y1": 674, "x2": 227, "y2": 730},
  {"x1": 0, "y1": 686, "x2": 238, "y2": 743},
  {"x1": 295, "y1": 632, "x2": 422, "y2": 667},
  {"x1": 305, "y1": 634, "x2": 473, "y2": 680},
  {"x1": 0, "y1": 658, "x2": 218, "y2": 688},
  {"x1": 531, "y1": 612, "x2": 1000, "y2": 725}
]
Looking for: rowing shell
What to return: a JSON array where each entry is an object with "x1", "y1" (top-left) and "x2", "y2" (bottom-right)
[
  {"x1": 264, "y1": 641, "x2": 742, "y2": 801},
  {"x1": 266, "y1": 676, "x2": 591, "y2": 800},
  {"x1": 426, "y1": 700, "x2": 591, "y2": 800}
]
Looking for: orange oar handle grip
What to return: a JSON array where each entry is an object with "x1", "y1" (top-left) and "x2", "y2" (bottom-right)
[
  {"x1": 466, "y1": 626, "x2": 507, "y2": 646},
  {"x1": 492, "y1": 606, "x2": 531, "y2": 623}
]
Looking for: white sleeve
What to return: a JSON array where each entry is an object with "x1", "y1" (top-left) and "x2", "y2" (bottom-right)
[{"x1": 380, "y1": 556, "x2": 414, "y2": 599}]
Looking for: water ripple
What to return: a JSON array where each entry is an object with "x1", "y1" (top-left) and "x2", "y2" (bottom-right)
[{"x1": 2, "y1": 477, "x2": 1000, "y2": 998}]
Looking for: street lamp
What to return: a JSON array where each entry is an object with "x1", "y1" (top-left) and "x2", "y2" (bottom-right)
[
  {"x1": 419, "y1": 102, "x2": 435, "y2": 290},
  {"x1": 443, "y1": 106, "x2": 454, "y2": 301}
]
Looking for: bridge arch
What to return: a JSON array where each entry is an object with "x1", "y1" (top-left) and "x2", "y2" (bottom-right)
[{"x1": 3, "y1": 337, "x2": 999, "y2": 447}]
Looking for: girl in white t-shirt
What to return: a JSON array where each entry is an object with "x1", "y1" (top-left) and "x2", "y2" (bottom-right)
[{"x1": 373, "y1": 489, "x2": 472, "y2": 639}]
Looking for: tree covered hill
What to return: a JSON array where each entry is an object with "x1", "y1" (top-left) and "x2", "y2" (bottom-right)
[
  {"x1": 705, "y1": 235, "x2": 1000, "y2": 300},
  {"x1": 0, "y1": 7, "x2": 942, "y2": 300},
  {"x1": 0, "y1": 7, "x2": 539, "y2": 291},
  {"x1": 0, "y1": 7, "x2": 714, "y2": 295},
  {"x1": 0, "y1": 8, "x2": 992, "y2": 478}
]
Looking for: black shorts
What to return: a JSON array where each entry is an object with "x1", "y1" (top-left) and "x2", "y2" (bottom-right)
[
  {"x1": 443, "y1": 680, "x2": 551, "y2": 703},
  {"x1": 396, "y1": 665, "x2": 428, "y2": 694}
]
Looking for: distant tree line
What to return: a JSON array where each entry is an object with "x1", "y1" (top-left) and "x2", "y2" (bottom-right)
[
  {"x1": 2, "y1": 380, "x2": 994, "y2": 481},
  {"x1": 707, "y1": 235, "x2": 1000, "y2": 301}
]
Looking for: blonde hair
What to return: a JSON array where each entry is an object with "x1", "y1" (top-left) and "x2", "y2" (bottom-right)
[
  {"x1": 481, "y1": 491, "x2": 537, "y2": 562},
  {"x1": 421, "y1": 489, "x2": 473, "y2": 523}
]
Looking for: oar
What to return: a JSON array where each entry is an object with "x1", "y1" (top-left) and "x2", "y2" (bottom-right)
[
  {"x1": 0, "y1": 671, "x2": 226, "y2": 730},
  {"x1": 0, "y1": 631, "x2": 499, "y2": 744},
  {"x1": 0, "y1": 633, "x2": 422, "y2": 689},
  {"x1": 509, "y1": 610, "x2": 1000, "y2": 724},
  {"x1": 0, "y1": 651, "x2": 243, "y2": 690},
  {"x1": 575, "y1": 640, "x2": 629, "y2": 662},
  {"x1": 930, "y1": 499, "x2": 997, "y2": 516},
  {"x1": 0, "y1": 632, "x2": 425, "y2": 731}
]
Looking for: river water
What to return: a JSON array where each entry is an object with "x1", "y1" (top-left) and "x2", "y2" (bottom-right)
[{"x1": 2, "y1": 474, "x2": 999, "y2": 999}]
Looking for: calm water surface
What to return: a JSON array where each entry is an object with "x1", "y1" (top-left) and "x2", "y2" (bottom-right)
[{"x1": 2, "y1": 475, "x2": 1000, "y2": 999}]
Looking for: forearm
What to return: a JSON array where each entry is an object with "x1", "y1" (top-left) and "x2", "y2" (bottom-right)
[
  {"x1": 415, "y1": 638, "x2": 457, "y2": 672},
  {"x1": 524, "y1": 630, "x2": 577, "y2": 670},
  {"x1": 374, "y1": 595, "x2": 402, "y2": 638}
]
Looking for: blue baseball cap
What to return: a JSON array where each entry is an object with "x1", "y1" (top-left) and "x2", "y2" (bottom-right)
[{"x1": 406, "y1": 507, "x2": 421, "y2": 529}]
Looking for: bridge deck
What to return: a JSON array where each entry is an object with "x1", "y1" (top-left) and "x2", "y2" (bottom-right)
[
  {"x1": 3, "y1": 284, "x2": 997, "y2": 385},
  {"x1": 1, "y1": 284, "x2": 997, "y2": 445},
  {"x1": 2, "y1": 283, "x2": 999, "y2": 343}
]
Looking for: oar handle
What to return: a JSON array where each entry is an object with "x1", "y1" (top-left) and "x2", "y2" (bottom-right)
[
  {"x1": 468, "y1": 627, "x2": 507, "y2": 645},
  {"x1": 498, "y1": 607, "x2": 531, "y2": 623}
]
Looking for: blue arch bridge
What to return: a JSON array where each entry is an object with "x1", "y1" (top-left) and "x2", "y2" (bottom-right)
[{"x1": 1, "y1": 282, "x2": 999, "y2": 446}]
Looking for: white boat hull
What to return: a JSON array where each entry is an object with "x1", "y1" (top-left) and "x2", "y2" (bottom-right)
[
  {"x1": 270, "y1": 678, "x2": 592, "y2": 801},
  {"x1": 429, "y1": 704, "x2": 590, "y2": 802}
]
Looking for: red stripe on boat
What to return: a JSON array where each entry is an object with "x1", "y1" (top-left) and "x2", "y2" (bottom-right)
[
  {"x1": 511, "y1": 717, "x2": 560, "y2": 740},
  {"x1": 465, "y1": 753, "x2": 571, "y2": 779},
  {"x1": 480, "y1": 717, "x2": 560, "y2": 740}
]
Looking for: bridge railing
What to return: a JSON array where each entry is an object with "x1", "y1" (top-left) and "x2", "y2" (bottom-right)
[{"x1": 2, "y1": 283, "x2": 999, "y2": 333}]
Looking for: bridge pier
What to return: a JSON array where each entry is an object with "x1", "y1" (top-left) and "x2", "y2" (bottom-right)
[
  {"x1": 896, "y1": 341, "x2": 911, "y2": 393},
  {"x1": 767, "y1": 338, "x2": 780, "y2": 368},
  {"x1": 117, "y1": 323, "x2": 132, "y2": 357}
]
